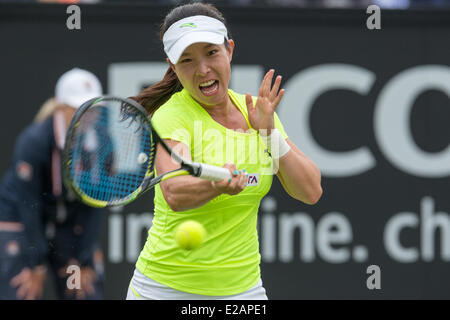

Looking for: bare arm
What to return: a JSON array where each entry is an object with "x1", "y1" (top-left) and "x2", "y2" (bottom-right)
[
  {"x1": 245, "y1": 69, "x2": 322, "y2": 205},
  {"x1": 156, "y1": 139, "x2": 247, "y2": 212},
  {"x1": 276, "y1": 138, "x2": 322, "y2": 205}
]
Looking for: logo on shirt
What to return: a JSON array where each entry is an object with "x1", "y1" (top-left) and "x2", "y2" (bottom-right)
[
  {"x1": 5, "y1": 240, "x2": 20, "y2": 257},
  {"x1": 16, "y1": 161, "x2": 33, "y2": 181},
  {"x1": 247, "y1": 173, "x2": 259, "y2": 186}
]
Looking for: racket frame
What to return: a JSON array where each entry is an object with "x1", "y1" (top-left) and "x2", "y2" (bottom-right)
[{"x1": 63, "y1": 96, "x2": 214, "y2": 207}]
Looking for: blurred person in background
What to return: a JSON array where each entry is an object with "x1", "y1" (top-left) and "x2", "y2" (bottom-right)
[{"x1": 0, "y1": 68, "x2": 105, "y2": 300}]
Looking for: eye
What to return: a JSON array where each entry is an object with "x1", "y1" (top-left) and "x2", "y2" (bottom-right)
[
  {"x1": 208, "y1": 49, "x2": 218, "y2": 56},
  {"x1": 180, "y1": 58, "x2": 191, "y2": 64}
]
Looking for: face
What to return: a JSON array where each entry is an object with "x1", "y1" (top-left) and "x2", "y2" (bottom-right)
[
  {"x1": 168, "y1": 39, "x2": 235, "y2": 109},
  {"x1": 55, "y1": 105, "x2": 77, "y2": 129}
]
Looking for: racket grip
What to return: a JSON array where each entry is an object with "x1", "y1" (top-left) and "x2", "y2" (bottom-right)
[{"x1": 198, "y1": 163, "x2": 232, "y2": 181}]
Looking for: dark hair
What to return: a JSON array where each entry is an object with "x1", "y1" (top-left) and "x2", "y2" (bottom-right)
[{"x1": 131, "y1": 3, "x2": 231, "y2": 115}]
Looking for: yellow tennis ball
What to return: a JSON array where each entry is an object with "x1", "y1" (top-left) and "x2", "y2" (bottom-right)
[{"x1": 175, "y1": 220, "x2": 206, "y2": 250}]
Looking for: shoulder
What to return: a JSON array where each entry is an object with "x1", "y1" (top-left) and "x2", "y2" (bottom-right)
[
  {"x1": 151, "y1": 90, "x2": 197, "y2": 143},
  {"x1": 153, "y1": 89, "x2": 194, "y2": 119},
  {"x1": 154, "y1": 91, "x2": 182, "y2": 114},
  {"x1": 152, "y1": 89, "x2": 205, "y2": 130},
  {"x1": 16, "y1": 116, "x2": 53, "y2": 151}
]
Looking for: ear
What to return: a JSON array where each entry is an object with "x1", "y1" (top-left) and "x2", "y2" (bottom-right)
[{"x1": 226, "y1": 39, "x2": 235, "y2": 63}]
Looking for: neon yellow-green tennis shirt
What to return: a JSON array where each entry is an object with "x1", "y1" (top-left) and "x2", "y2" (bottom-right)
[{"x1": 136, "y1": 88, "x2": 288, "y2": 296}]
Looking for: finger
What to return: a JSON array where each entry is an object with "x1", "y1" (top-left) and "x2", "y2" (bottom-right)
[
  {"x1": 245, "y1": 94, "x2": 256, "y2": 120},
  {"x1": 85, "y1": 281, "x2": 95, "y2": 295},
  {"x1": 272, "y1": 89, "x2": 285, "y2": 111},
  {"x1": 10, "y1": 274, "x2": 23, "y2": 288},
  {"x1": 245, "y1": 93, "x2": 254, "y2": 109},
  {"x1": 25, "y1": 286, "x2": 37, "y2": 300},
  {"x1": 227, "y1": 164, "x2": 239, "y2": 181},
  {"x1": 228, "y1": 170, "x2": 244, "y2": 193},
  {"x1": 10, "y1": 269, "x2": 28, "y2": 287},
  {"x1": 262, "y1": 69, "x2": 274, "y2": 98},
  {"x1": 242, "y1": 170, "x2": 249, "y2": 186},
  {"x1": 223, "y1": 162, "x2": 236, "y2": 171},
  {"x1": 84, "y1": 270, "x2": 97, "y2": 286},
  {"x1": 81, "y1": 274, "x2": 94, "y2": 295},
  {"x1": 239, "y1": 171, "x2": 248, "y2": 189},
  {"x1": 233, "y1": 167, "x2": 244, "y2": 177},
  {"x1": 227, "y1": 175, "x2": 240, "y2": 191},
  {"x1": 234, "y1": 170, "x2": 246, "y2": 191},
  {"x1": 16, "y1": 282, "x2": 29, "y2": 299},
  {"x1": 77, "y1": 289, "x2": 86, "y2": 300},
  {"x1": 259, "y1": 71, "x2": 269, "y2": 97},
  {"x1": 269, "y1": 75, "x2": 282, "y2": 102}
]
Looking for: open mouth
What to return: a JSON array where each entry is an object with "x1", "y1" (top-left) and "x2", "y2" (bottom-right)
[{"x1": 199, "y1": 80, "x2": 219, "y2": 96}]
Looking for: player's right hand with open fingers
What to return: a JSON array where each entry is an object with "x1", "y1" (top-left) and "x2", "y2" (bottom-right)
[{"x1": 211, "y1": 163, "x2": 248, "y2": 195}]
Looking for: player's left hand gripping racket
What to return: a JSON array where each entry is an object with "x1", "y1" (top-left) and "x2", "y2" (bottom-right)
[{"x1": 62, "y1": 96, "x2": 232, "y2": 208}]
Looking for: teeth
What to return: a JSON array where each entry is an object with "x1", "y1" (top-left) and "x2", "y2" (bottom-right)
[{"x1": 199, "y1": 80, "x2": 216, "y2": 87}]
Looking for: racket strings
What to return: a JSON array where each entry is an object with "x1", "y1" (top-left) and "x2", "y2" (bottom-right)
[{"x1": 69, "y1": 102, "x2": 153, "y2": 202}]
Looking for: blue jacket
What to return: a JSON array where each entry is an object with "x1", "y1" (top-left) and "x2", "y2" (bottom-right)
[{"x1": 0, "y1": 114, "x2": 104, "y2": 268}]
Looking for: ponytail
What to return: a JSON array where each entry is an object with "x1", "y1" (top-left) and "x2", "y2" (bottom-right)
[
  {"x1": 130, "y1": 67, "x2": 182, "y2": 116},
  {"x1": 34, "y1": 98, "x2": 59, "y2": 123}
]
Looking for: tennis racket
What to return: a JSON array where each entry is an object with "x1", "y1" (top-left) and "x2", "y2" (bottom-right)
[{"x1": 62, "y1": 96, "x2": 232, "y2": 208}]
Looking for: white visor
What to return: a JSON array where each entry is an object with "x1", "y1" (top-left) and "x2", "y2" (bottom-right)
[
  {"x1": 55, "y1": 68, "x2": 102, "y2": 109},
  {"x1": 163, "y1": 15, "x2": 228, "y2": 64}
]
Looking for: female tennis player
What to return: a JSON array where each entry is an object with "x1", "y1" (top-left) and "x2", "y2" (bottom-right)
[{"x1": 126, "y1": 2, "x2": 322, "y2": 300}]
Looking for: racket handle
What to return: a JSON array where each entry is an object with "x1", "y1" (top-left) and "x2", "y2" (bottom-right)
[{"x1": 197, "y1": 163, "x2": 232, "y2": 181}]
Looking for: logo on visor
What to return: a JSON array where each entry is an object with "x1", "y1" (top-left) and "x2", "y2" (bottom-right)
[{"x1": 180, "y1": 23, "x2": 197, "y2": 28}]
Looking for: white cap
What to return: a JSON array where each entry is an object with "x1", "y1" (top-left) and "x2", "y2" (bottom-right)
[
  {"x1": 55, "y1": 68, "x2": 103, "y2": 108},
  {"x1": 163, "y1": 15, "x2": 228, "y2": 64}
]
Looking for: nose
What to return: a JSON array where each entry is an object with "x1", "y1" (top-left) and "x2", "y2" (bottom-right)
[{"x1": 196, "y1": 60, "x2": 211, "y2": 76}]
